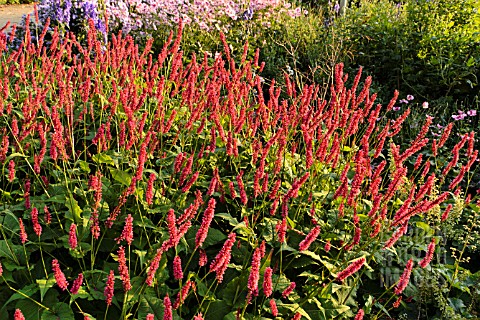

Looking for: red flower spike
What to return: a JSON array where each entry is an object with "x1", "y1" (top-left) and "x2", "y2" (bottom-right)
[
  {"x1": 70, "y1": 273, "x2": 83, "y2": 295},
  {"x1": 163, "y1": 294, "x2": 173, "y2": 320},
  {"x1": 52, "y1": 259, "x2": 68, "y2": 291},
  {"x1": 195, "y1": 198, "x2": 216, "y2": 248},
  {"x1": 118, "y1": 246, "x2": 131, "y2": 291},
  {"x1": 336, "y1": 257, "x2": 366, "y2": 282},
  {"x1": 199, "y1": 249, "x2": 208, "y2": 267},
  {"x1": 173, "y1": 256, "x2": 183, "y2": 280},
  {"x1": 419, "y1": 238, "x2": 436, "y2": 268},
  {"x1": 269, "y1": 299, "x2": 278, "y2": 317},
  {"x1": 116, "y1": 214, "x2": 134, "y2": 245},
  {"x1": 282, "y1": 281, "x2": 296, "y2": 298},
  {"x1": 263, "y1": 267, "x2": 273, "y2": 297},
  {"x1": 18, "y1": 218, "x2": 28, "y2": 244},
  {"x1": 104, "y1": 270, "x2": 115, "y2": 306},
  {"x1": 210, "y1": 233, "x2": 236, "y2": 282},
  {"x1": 394, "y1": 259, "x2": 414, "y2": 295},
  {"x1": 14, "y1": 309, "x2": 25, "y2": 320},
  {"x1": 146, "y1": 249, "x2": 163, "y2": 286},
  {"x1": 299, "y1": 225, "x2": 321, "y2": 251},
  {"x1": 69, "y1": 223, "x2": 77, "y2": 249},
  {"x1": 247, "y1": 247, "x2": 262, "y2": 297},
  {"x1": 354, "y1": 309, "x2": 365, "y2": 320}
]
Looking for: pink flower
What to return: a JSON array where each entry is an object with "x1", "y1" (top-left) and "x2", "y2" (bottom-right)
[
  {"x1": 354, "y1": 309, "x2": 365, "y2": 320},
  {"x1": 14, "y1": 309, "x2": 25, "y2": 320},
  {"x1": 324, "y1": 240, "x2": 331, "y2": 252},
  {"x1": 52, "y1": 259, "x2": 68, "y2": 291},
  {"x1": 193, "y1": 314, "x2": 204, "y2": 320},
  {"x1": 163, "y1": 294, "x2": 172, "y2": 320},
  {"x1": 118, "y1": 246, "x2": 131, "y2": 291},
  {"x1": 0, "y1": 261, "x2": 3, "y2": 277},
  {"x1": 406, "y1": 94, "x2": 414, "y2": 101},
  {"x1": 173, "y1": 280, "x2": 193, "y2": 309},
  {"x1": 31, "y1": 207, "x2": 42, "y2": 237},
  {"x1": 104, "y1": 270, "x2": 115, "y2": 306},
  {"x1": 195, "y1": 198, "x2": 216, "y2": 248},
  {"x1": 394, "y1": 259, "x2": 413, "y2": 295},
  {"x1": 146, "y1": 173, "x2": 157, "y2": 205},
  {"x1": 263, "y1": 267, "x2": 273, "y2": 297},
  {"x1": 336, "y1": 257, "x2": 366, "y2": 282},
  {"x1": 8, "y1": 159, "x2": 15, "y2": 182},
  {"x1": 146, "y1": 249, "x2": 163, "y2": 286},
  {"x1": 419, "y1": 238, "x2": 436, "y2": 268},
  {"x1": 269, "y1": 299, "x2": 278, "y2": 316},
  {"x1": 299, "y1": 225, "x2": 321, "y2": 251},
  {"x1": 116, "y1": 214, "x2": 134, "y2": 245},
  {"x1": 146, "y1": 314, "x2": 155, "y2": 320},
  {"x1": 247, "y1": 247, "x2": 262, "y2": 296},
  {"x1": 467, "y1": 109, "x2": 477, "y2": 116},
  {"x1": 422, "y1": 101, "x2": 429, "y2": 109},
  {"x1": 281, "y1": 281, "x2": 296, "y2": 298},
  {"x1": 293, "y1": 313, "x2": 302, "y2": 320},
  {"x1": 18, "y1": 218, "x2": 28, "y2": 244},
  {"x1": 69, "y1": 223, "x2": 78, "y2": 249},
  {"x1": 210, "y1": 233, "x2": 236, "y2": 282},
  {"x1": 173, "y1": 256, "x2": 183, "y2": 280},
  {"x1": 393, "y1": 106, "x2": 400, "y2": 111},
  {"x1": 44, "y1": 206, "x2": 51, "y2": 224},
  {"x1": 70, "y1": 273, "x2": 83, "y2": 294},
  {"x1": 193, "y1": 248, "x2": 206, "y2": 267}
]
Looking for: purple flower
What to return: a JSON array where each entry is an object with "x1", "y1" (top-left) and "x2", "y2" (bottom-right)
[
  {"x1": 242, "y1": 7, "x2": 254, "y2": 20},
  {"x1": 333, "y1": 3, "x2": 340, "y2": 13},
  {"x1": 467, "y1": 109, "x2": 477, "y2": 116},
  {"x1": 399, "y1": 99, "x2": 409, "y2": 104}
]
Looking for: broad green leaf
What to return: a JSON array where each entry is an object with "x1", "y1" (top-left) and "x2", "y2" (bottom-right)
[
  {"x1": 64, "y1": 194, "x2": 82, "y2": 223},
  {"x1": 77, "y1": 160, "x2": 91, "y2": 173},
  {"x1": 41, "y1": 302, "x2": 74, "y2": 320},
  {"x1": 277, "y1": 303, "x2": 312, "y2": 320},
  {"x1": 1, "y1": 284, "x2": 39, "y2": 312},
  {"x1": 205, "y1": 300, "x2": 230, "y2": 320},
  {"x1": 14, "y1": 299, "x2": 43, "y2": 320},
  {"x1": 36, "y1": 277, "x2": 56, "y2": 302},
  {"x1": 139, "y1": 295, "x2": 163, "y2": 320},
  {"x1": 108, "y1": 168, "x2": 132, "y2": 186},
  {"x1": 92, "y1": 153, "x2": 115, "y2": 166}
]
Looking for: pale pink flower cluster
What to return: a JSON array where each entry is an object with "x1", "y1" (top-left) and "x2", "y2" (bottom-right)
[{"x1": 105, "y1": 0, "x2": 306, "y2": 35}]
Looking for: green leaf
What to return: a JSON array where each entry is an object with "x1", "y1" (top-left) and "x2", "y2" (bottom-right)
[
  {"x1": 278, "y1": 303, "x2": 312, "y2": 320},
  {"x1": 139, "y1": 295, "x2": 163, "y2": 320},
  {"x1": 14, "y1": 299, "x2": 43, "y2": 320},
  {"x1": 64, "y1": 194, "x2": 82, "y2": 223},
  {"x1": 41, "y1": 303, "x2": 74, "y2": 320},
  {"x1": 205, "y1": 300, "x2": 230, "y2": 320},
  {"x1": 36, "y1": 278, "x2": 56, "y2": 302},
  {"x1": 77, "y1": 160, "x2": 91, "y2": 173},
  {"x1": 92, "y1": 153, "x2": 115, "y2": 166},
  {"x1": 1, "y1": 284, "x2": 39, "y2": 312},
  {"x1": 108, "y1": 168, "x2": 132, "y2": 186}
]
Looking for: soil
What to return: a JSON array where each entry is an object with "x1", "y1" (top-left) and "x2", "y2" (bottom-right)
[{"x1": 0, "y1": 4, "x2": 35, "y2": 34}]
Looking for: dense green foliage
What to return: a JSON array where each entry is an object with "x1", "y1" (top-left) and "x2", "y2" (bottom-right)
[{"x1": 0, "y1": 1, "x2": 479, "y2": 319}]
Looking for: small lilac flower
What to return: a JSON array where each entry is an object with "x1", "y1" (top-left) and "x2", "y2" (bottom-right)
[
  {"x1": 399, "y1": 99, "x2": 409, "y2": 104},
  {"x1": 467, "y1": 109, "x2": 477, "y2": 116},
  {"x1": 406, "y1": 94, "x2": 414, "y2": 100},
  {"x1": 422, "y1": 101, "x2": 429, "y2": 109},
  {"x1": 333, "y1": 2, "x2": 340, "y2": 13}
]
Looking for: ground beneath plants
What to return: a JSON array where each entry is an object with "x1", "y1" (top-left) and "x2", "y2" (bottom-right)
[{"x1": 0, "y1": 4, "x2": 34, "y2": 34}]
